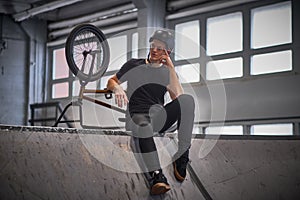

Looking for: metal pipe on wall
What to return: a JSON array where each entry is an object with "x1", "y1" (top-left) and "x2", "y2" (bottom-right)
[
  {"x1": 48, "y1": 3, "x2": 136, "y2": 30},
  {"x1": 48, "y1": 11, "x2": 137, "y2": 39},
  {"x1": 47, "y1": 21, "x2": 138, "y2": 47},
  {"x1": 166, "y1": 0, "x2": 259, "y2": 20},
  {"x1": 168, "y1": 0, "x2": 212, "y2": 11},
  {"x1": 13, "y1": 0, "x2": 83, "y2": 22}
]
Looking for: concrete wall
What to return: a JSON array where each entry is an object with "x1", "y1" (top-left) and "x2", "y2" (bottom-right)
[
  {"x1": 0, "y1": 15, "x2": 47, "y2": 125},
  {"x1": 190, "y1": 74, "x2": 300, "y2": 122}
]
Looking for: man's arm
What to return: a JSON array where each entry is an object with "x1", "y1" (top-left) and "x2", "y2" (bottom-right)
[
  {"x1": 167, "y1": 67, "x2": 183, "y2": 100},
  {"x1": 160, "y1": 50, "x2": 183, "y2": 100},
  {"x1": 107, "y1": 75, "x2": 128, "y2": 108}
]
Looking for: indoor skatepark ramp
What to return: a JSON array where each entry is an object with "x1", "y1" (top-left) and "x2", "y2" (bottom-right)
[{"x1": 0, "y1": 125, "x2": 299, "y2": 200}]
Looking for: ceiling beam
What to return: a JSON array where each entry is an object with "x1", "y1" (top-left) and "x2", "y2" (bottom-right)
[
  {"x1": 166, "y1": 0, "x2": 260, "y2": 20},
  {"x1": 48, "y1": 12, "x2": 137, "y2": 39},
  {"x1": 0, "y1": 0, "x2": 31, "y2": 14},
  {"x1": 168, "y1": 0, "x2": 212, "y2": 11},
  {"x1": 47, "y1": 21, "x2": 138, "y2": 47},
  {"x1": 13, "y1": 0, "x2": 83, "y2": 22},
  {"x1": 48, "y1": 3, "x2": 136, "y2": 30}
]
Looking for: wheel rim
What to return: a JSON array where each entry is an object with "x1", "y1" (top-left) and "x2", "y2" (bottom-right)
[{"x1": 67, "y1": 25, "x2": 109, "y2": 82}]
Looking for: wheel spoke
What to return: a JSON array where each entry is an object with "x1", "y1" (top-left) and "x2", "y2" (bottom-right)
[{"x1": 66, "y1": 24, "x2": 109, "y2": 81}]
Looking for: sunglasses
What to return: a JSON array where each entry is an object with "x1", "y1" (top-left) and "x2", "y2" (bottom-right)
[{"x1": 150, "y1": 43, "x2": 166, "y2": 52}]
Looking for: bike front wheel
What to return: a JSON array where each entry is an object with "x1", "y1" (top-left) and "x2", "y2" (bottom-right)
[{"x1": 65, "y1": 24, "x2": 110, "y2": 82}]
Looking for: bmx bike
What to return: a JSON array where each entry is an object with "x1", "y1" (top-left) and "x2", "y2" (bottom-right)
[{"x1": 53, "y1": 24, "x2": 125, "y2": 128}]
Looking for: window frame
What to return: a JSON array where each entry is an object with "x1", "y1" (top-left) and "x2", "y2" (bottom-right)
[
  {"x1": 48, "y1": 30, "x2": 137, "y2": 101},
  {"x1": 167, "y1": 0, "x2": 294, "y2": 85},
  {"x1": 48, "y1": 44, "x2": 74, "y2": 100},
  {"x1": 98, "y1": 31, "x2": 137, "y2": 89}
]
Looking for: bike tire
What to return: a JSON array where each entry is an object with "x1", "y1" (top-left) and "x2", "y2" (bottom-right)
[{"x1": 65, "y1": 24, "x2": 110, "y2": 82}]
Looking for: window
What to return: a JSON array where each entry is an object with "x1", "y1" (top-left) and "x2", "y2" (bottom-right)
[
  {"x1": 175, "y1": 63, "x2": 200, "y2": 83},
  {"x1": 193, "y1": 125, "x2": 204, "y2": 134},
  {"x1": 169, "y1": 1, "x2": 293, "y2": 82},
  {"x1": 52, "y1": 82, "x2": 68, "y2": 99},
  {"x1": 50, "y1": 32, "x2": 133, "y2": 100},
  {"x1": 132, "y1": 32, "x2": 139, "y2": 58},
  {"x1": 175, "y1": 20, "x2": 200, "y2": 60},
  {"x1": 52, "y1": 48, "x2": 69, "y2": 79},
  {"x1": 51, "y1": 46, "x2": 101, "y2": 99},
  {"x1": 99, "y1": 33, "x2": 137, "y2": 89},
  {"x1": 174, "y1": 20, "x2": 200, "y2": 83},
  {"x1": 251, "y1": 50, "x2": 292, "y2": 75},
  {"x1": 250, "y1": 1, "x2": 292, "y2": 75},
  {"x1": 251, "y1": 123, "x2": 293, "y2": 135},
  {"x1": 251, "y1": 1, "x2": 292, "y2": 49},
  {"x1": 72, "y1": 80, "x2": 80, "y2": 97},
  {"x1": 205, "y1": 126, "x2": 243, "y2": 135},
  {"x1": 72, "y1": 80, "x2": 98, "y2": 96},
  {"x1": 52, "y1": 48, "x2": 69, "y2": 99},
  {"x1": 207, "y1": 12, "x2": 243, "y2": 56},
  {"x1": 206, "y1": 12, "x2": 243, "y2": 80},
  {"x1": 107, "y1": 35, "x2": 127, "y2": 71},
  {"x1": 207, "y1": 57, "x2": 243, "y2": 80},
  {"x1": 100, "y1": 75, "x2": 111, "y2": 89}
]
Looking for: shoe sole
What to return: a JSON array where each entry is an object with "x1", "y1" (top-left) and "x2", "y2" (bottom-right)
[
  {"x1": 150, "y1": 183, "x2": 171, "y2": 195},
  {"x1": 173, "y1": 162, "x2": 185, "y2": 182}
]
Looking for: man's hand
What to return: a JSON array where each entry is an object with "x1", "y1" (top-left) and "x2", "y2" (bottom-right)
[
  {"x1": 107, "y1": 75, "x2": 129, "y2": 108},
  {"x1": 160, "y1": 49, "x2": 174, "y2": 69},
  {"x1": 113, "y1": 85, "x2": 128, "y2": 108}
]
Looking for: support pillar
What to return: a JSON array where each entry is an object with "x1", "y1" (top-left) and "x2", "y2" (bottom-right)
[{"x1": 132, "y1": 0, "x2": 166, "y2": 57}]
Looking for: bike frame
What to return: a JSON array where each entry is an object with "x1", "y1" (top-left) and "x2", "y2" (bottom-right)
[{"x1": 53, "y1": 49, "x2": 125, "y2": 128}]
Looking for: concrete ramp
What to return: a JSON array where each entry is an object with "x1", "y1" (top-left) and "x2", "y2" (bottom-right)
[
  {"x1": 0, "y1": 125, "x2": 204, "y2": 200},
  {"x1": 0, "y1": 125, "x2": 300, "y2": 200},
  {"x1": 189, "y1": 135, "x2": 300, "y2": 200}
]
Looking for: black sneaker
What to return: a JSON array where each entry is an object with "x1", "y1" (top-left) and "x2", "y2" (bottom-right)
[
  {"x1": 173, "y1": 150, "x2": 189, "y2": 182},
  {"x1": 150, "y1": 171, "x2": 171, "y2": 195}
]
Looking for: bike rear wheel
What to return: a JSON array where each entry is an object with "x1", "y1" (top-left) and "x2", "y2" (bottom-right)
[{"x1": 65, "y1": 24, "x2": 110, "y2": 82}]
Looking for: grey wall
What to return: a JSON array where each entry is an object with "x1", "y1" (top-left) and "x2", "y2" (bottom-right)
[
  {"x1": 0, "y1": 15, "x2": 47, "y2": 125},
  {"x1": 187, "y1": 73, "x2": 300, "y2": 123}
]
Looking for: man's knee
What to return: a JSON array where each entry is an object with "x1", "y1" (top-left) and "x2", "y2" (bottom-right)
[
  {"x1": 132, "y1": 114, "x2": 150, "y2": 126},
  {"x1": 177, "y1": 94, "x2": 195, "y2": 109},
  {"x1": 130, "y1": 114, "x2": 154, "y2": 138}
]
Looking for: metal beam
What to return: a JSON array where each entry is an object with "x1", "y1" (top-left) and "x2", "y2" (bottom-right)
[
  {"x1": 13, "y1": 0, "x2": 83, "y2": 22},
  {"x1": 48, "y1": 12, "x2": 137, "y2": 39},
  {"x1": 168, "y1": 0, "x2": 212, "y2": 11},
  {"x1": 166, "y1": 0, "x2": 260, "y2": 20},
  {"x1": 48, "y1": 3, "x2": 136, "y2": 30},
  {"x1": 0, "y1": 0, "x2": 31, "y2": 14},
  {"x1": 47, "y1": 21, "x2": 138, "y2": 47}
]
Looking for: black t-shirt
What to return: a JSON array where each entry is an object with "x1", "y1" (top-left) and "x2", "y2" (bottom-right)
[{"x1": 116, "y1": 58, "x2": 170, "y2": 115}]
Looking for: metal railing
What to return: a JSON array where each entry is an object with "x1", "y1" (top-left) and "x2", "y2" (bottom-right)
[{"x1": 29, "y1": 102, "x2": 74, "y2": 128}]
